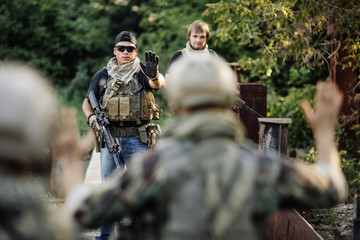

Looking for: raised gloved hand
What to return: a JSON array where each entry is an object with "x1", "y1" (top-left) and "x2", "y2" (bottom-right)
[
  {"x1": 140, "y1": 50, "x2": 159, "y2": 81},
  {"x1": 88, "y1": 114, "x2": 100, "y2": 137}
]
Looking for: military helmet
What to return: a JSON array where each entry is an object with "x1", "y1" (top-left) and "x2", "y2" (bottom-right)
[
  {"x1": 166, "y1": 55, "x2": 238, "y2": 112},
  {"x1": 0, "y1": 63, "x2": 58, "y2": 166}
]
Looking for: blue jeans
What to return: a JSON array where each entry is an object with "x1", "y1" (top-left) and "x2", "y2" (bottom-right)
[{"x1": 96, "y1": 136, "x2": 148, "y2": 240}]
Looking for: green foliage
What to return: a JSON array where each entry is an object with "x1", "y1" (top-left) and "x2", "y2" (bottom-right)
[
  {"x1": 304, "y1": 146, "x2": 316, "y2": 163},
  {"x1": 339, "y1": 124, "x2": 360, "y2": 197},
  {"x1": 204, "y1": 0, "x2": 360, "y2": 79},
  {"x1": 260, "y1": 63, "x2": 323, "y2": 96},
  {"x1": 288, "y1": 67, "x2": 312, "y2": 86},
  {"x1": 0, "y1": 0, "x2": 112, "y2": 89},
  {"x1": 0, "y1": 0, "x2": 221, "y2": 125},
  {"x1": 267, "y1": 84, "x2": 315, "y2": 148}
]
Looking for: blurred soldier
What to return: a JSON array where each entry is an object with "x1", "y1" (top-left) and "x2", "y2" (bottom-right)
[
  {"x1": 0, "y1": 63, "x2": 74, "y2": 240},
  {"x1": 61, "y1": 56, "x2": 346, "y2": 239}
]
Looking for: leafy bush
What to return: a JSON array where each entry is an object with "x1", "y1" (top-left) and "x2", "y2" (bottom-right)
[{"x1": 267, "y1": 84, "x2": 316, "y2": 148}]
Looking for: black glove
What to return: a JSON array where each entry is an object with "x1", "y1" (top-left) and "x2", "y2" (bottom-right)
[{"x1": 140, "y1": 50, "x2": 159, "y2": 80}]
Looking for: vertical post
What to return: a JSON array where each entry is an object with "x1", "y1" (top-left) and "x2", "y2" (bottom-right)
[
  {"x1": 353, "y1": 195, "x2": 360, "y2": 240},
  {"x1": 258, "y1": 118, "x2": 292, "y2": 156},
  {"x1": 330, "y1": 30, "x2": 359, "y2": 140},
  {"x1": 228, "y1": 62, "x2": 241, "y2": 83},
  {"x1": 238, "y1": 83, "x2": 267, "y2": 144}
]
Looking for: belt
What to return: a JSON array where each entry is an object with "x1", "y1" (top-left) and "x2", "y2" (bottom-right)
[
  {"x1": 109, "y1": 120, "x2": 149, "y2": 128},
  {"x1": 109, "y1": 126, "x2": 139, "y2": 137}
]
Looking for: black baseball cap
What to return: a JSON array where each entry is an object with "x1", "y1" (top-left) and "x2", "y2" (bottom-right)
[{"x1": 114, "y1": 31, "x2": 137, "y2": 47}]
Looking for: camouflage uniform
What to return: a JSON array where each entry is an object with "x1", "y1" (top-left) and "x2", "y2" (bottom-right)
[
  {"x1": 71, "y1": 56, "x2": 345, "y2": 239},
  {"x1": 0, "y1": 171, "x2": 75, "y2": 240},
  {"x1": 73, "y1": 110, "x2": 343, "y2": 240}
]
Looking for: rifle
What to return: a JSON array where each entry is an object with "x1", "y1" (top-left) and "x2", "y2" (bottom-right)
[
  {"x1": 88, "y1": 90, "x2": 121, "y2": 168},
  {"x1": 234, "y1": 97, "x2": 264, "y2": 118}
]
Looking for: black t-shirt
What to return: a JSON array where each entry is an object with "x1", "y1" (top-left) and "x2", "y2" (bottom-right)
[
  {"x1": 85, "y1": 68, "x2": 153, "y2": 101},
  {"x1": 166, "y1": 51, "x2": 183, "y2": 73}
]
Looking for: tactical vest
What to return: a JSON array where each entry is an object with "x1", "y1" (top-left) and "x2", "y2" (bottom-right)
[{"x1": 101, "y1": 74, "x2": 160, "y2": 125}]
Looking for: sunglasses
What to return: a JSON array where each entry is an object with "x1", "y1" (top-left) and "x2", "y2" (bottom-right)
[{"x1": 115, "y1": 46, "x2": 136, "y2": 53}]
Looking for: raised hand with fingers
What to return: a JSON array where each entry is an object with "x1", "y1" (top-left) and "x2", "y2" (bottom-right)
[
  {"x1": 52, "y1": 108, "x2": 94, "y2": 196},
  {"x1": 300, "y1": 80, "x2": 343, "y2": 132},
  {"x1": 300, "y1": 80, "x2": 346, "y2": 194},
  {"x1": 140, "y1": 50, "x2": 160, "y2": 81}
]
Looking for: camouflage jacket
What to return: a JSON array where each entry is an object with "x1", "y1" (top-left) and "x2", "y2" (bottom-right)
[
  {"x1": 0, "y1": 171, "x2": 75, "y2": 240},
  {"x1": 73, "y1": 110, "x2": 345, "y2": 240}
]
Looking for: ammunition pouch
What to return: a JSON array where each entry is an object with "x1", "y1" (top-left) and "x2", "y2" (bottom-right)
[
  {"x1": 105, "y1": 95, "x2": 141, "y2": 122},
  {"x1": 100, "y1": 78, "x2": 162, "y2": 148},
  {"x1": 104, "y1": 90, "x2": 161, "y2": 122},
  {"x1": 138, "y1": 124, "x2": 161, "y2": 148},
  {"x1": 142, "y1": 90, "x2": 161, "y2": 121}
]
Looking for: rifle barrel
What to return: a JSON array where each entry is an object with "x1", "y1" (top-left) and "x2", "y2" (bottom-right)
[{"x1": 234, "y1": 97, "x2": 264, "y2": 118}]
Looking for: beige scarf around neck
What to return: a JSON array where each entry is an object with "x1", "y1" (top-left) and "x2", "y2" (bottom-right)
[
  {"x1": 182, "y1": 41, "x2": 210, "y2": 57},
  {"x1": 106, "y1": 57, "x2": 141, "y2": 85}
]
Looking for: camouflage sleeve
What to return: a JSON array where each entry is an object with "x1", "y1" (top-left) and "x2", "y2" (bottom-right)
[
  {"x1": 73, "y1": 151, "x2": 166, "y2": 228},
  {"x1": 276, "y1": 160, "x2": 344, "y2": 209},
  {"x1": 254, "y1": 152, "x2": 344, "y2": 212}
]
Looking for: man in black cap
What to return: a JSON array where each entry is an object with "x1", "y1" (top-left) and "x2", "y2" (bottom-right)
[{"x1": 81, "y1": 31, "x2": 165, "y2": 240}]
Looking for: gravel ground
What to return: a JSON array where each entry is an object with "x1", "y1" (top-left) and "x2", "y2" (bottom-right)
[
  {"x1": 301, "y1": 203, "x2": 353, "y2": 240},
  {"x1": 79, "y1": 229, "x2": 99, "y2": 240}
]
